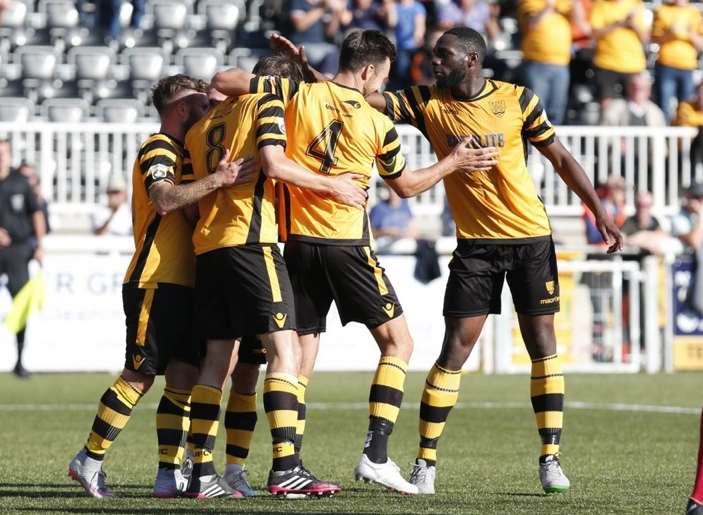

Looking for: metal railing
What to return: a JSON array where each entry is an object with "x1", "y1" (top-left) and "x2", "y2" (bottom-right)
[{"x1": 0, "y1": 122, "x2": 699, "y2": 217}]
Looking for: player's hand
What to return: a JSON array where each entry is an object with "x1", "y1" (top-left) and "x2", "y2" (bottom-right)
[
  {"x1": 451, "y1": 137, "x2": 499, "y2": 172},
  {"x1": 270, "y1": 33, "x2": 299, "y2": 58},
  {"x1": 270, "y1": 33, "x2": 313, "y2": 80},
  {"x1": 596, "y1": 216, "x2": 624, "y2": 254},
  {"x1": 0, "y1": 227, "x2": 11, "y2": 247},
  {"x1": 329, "y1": 173, "x2": 367, "y2": 209},
  {"x1": 213, "y1": 150, "x2": 258, "y2": 187}
]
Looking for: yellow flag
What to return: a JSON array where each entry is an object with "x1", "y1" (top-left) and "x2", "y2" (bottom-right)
[{"x1": 5, "y1": 273, "x2": 46, "y2": 334}]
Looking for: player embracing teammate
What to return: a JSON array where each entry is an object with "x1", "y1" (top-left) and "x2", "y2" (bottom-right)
[{"x1": 68, "y1": 26, "x2": 624, "y2": 500}]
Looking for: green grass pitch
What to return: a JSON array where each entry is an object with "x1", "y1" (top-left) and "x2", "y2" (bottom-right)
[{"x1": 0, "y1": 371, "x2": 700, "y2": 514}]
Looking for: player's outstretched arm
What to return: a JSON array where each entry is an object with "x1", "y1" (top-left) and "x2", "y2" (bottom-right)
[
  {"x1": 539, "y1": 139, "x2": 624, "y2": 253},
  {"x1": 365, "y1": 92, "x2": 387, "y2": 112},
  {"x1": 385, "y1": 138, "x2": 498, "y2": 198},
  {"x1": 149, "y1": 151, "x2": 257, "y2": 215},
  {"x1": 259, "y1": 145, "x2": 367, "y2": 209},
  {"x1": 211, "y1": 69, "x2": 254, "y2": 98}
]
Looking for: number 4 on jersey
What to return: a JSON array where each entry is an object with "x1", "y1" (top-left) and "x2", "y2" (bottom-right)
[{"x1": 306, "y1": 120, "x2": 344, "y2": 174}]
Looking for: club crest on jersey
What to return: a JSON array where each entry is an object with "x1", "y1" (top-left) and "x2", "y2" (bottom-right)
[
  {"x1": 545, "y1": 281, "x2": 555, "y2": 295},
  {"x1": 148, "y1": 163, "x2": 170, "y2": 180},
  {"x1": 489, "y1": 100, "x2": 506, "y2": 117}
]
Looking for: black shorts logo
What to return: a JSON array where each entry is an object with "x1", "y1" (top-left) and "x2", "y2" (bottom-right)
[
  {"x1": 382, "y1": 302, "x2": 395, "y2": 318},
  {"x1": 545, "y1": 281, "x2": 555, "y2": 295},
  {"x1": 132, "y1": 354, "x2": 145, "y2": 370},
  {"x1": 273, "y1": 312, "x2": 287, "y2": 329}
]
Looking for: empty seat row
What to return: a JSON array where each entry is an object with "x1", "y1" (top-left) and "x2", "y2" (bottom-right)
[
  {"x1": 1, "y1": 0, "x2": 248, "y2": 49},
  {"x1": 3, "y1": 45, "x2": 264, "y2": 83},
  {"x1": 0, "y1": 97, "x2": 149, "y2": 123}
]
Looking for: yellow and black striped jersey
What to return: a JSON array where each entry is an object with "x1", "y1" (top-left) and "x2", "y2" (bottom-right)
[
  {"x1": 383, "y1": 81, "x2": 554, "y2": 241},
  {"x1": 185, "y1": 93, "x2": 286, "y2": 255},
  {"x1": 251, "y1": 77, "x2": 406, "y2": 245},
  {"x1": 123, "y1": 133, "x2": 196, "y2": 288}
]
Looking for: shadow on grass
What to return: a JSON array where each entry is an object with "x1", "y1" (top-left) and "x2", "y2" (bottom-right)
[
  {"x1": 0, "y1": 491, "x2": 147, "y2": 499},
  {"x1": 0, "y1": 484, "x2": 147, "y2": 490}
]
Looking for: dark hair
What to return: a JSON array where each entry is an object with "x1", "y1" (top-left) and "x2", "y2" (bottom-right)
[
  {"x1": 339, "y1": 30, "x2": 396, "y2": 72},
  {"x1": 253, "y1": 54, "x2": 305, "y2": 83},
  {"x1": 152, "y1": 74, "x2": 209, "y2": 113},
  {"x1": 444, "y1": 27, "x2": 487, "y2": 64}
]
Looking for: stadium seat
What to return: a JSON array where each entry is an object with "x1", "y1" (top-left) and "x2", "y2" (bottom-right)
[
  {"x1": 16, "y1": 45, "x2": 60, "y2": 102},
  {"x1": 96, "y1": 98, "x2": 143, "y2": 123},
  {"x1": 0, "y1": 0, "x2": 30, "y2": 50},
  {"x1": 41, "y1": 98, "x2": 89, "y2": 123},
  {"x1": 69, "y1": 46, "x2": 114, "y2": 81},
  {"x1": 67, "y1": 46, "x2": 116, "y2": 102},
  {"x1": 122, "y1": 47, "x2": 167, "y2": 103},
  {"x1": 175, "y1": 47, "x2": 223, "y2": 81},
  {"x1": 0, "y1": 97, "x2": 34, "y2": 122},
  {"x1": 229, "y1": 47, "x2": 268, "y2": 72},
  {"x1": 123, "y1": 47, "x2": 166, "y2": 80},
  {"x1": 198, "y1": 0, "x2": 243, "y2": 51},
  {"x1": 151, "y1": 0, "x2": 195, "y2": 50},
  {"x1": 40, "y1": 0, "x2": 87, "y2": 48},
  {"x1": 17, "y1": 45, "x2": 57, "y2": 81}
]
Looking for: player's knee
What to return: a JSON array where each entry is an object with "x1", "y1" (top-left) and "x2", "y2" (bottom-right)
[
  {"x1": 521, "y1": 315, "x2": 557, "y2": 359},
  {"x1": 165, "y1": 360, "x2": 199, "y2": 391},
  {"x1": 261, "y1": 331, "x2": 298, "y2": 373},
  {"x1": 203, "y1": 340, "x2": 238, "y2": 379},
  {"x1": 120, "y1": 369, "x2": 154, "y2": 393},
  {"x1": 231, "y1": 362, "x2": 260, "y2": 394}
]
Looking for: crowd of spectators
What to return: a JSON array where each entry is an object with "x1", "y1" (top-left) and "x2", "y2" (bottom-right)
[{"x1": 55, "y1": 0, "x2": 701, "y2": 128}]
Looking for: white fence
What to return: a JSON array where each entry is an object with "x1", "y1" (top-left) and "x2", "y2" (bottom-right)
[{"x1": 0, "y1": 122, "x2": 699, "y2": 218}]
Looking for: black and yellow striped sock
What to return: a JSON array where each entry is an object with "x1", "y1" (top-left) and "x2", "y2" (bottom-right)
[
  {"x1": 530, "y1": 354, "x2": 565, "y2": 458},
  {"x1": 364, "y1": 355, "x2": 407, "y2": 464},
  {"x1": 156, "y1": 386, "x2": 191, "y2": 470},
  {"x1": 84, "y1": 377, "x2": 143, "y2": 461},
  {"x1": 417, "y1": 363, "x2": 461, "y2": 466},
  {"x1": 188, "y1": 384, "x2": 222, "y2": 478},
  {"x1": 263, "y1": 373, "x2": 299, "y2": 471},
  {"x1": 225, "y1": 392, "x2": 257, "y2": 466},
  {"x1": 294, "y1": 375, "x2": 308, "y2": 455}
]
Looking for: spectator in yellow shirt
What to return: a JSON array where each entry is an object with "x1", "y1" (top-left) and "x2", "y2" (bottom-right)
[
  {"x1": 652, "y1": 0, "x2": 703, "y2": 122},
  {"x1": 674, "y1": 82, "x2": 703, "y2": 174},
  {"x1": 519, "y1": 0, "x2": 590, "y2": 125},
  {"x1": 590, "y1": 0, "x2": 648, "y2": 109}
]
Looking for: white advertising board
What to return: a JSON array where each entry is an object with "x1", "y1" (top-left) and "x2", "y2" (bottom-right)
[{"x1": 0, "y1": 245, "x2": 481, "y2": 372}]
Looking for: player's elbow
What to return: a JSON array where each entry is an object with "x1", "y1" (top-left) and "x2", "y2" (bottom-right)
[
  {"x1": 392, "y1": 183, "x2": 413, "y2": 199},
  {"x1": 211, "y1": 70, "x2": 241, "y2": 94},
  {"x1": 261, "y1": 161, "x2": 284, "y2": 180}
]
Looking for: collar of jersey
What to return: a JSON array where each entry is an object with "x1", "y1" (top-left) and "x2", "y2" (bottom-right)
[
  {"x1": 153, "y1": 131, "x2": 184, "y2": 148},
  {"x1": 330, "y1": 81, "x2": 364, "y2": 98},
  {"x1": 449, "y1": 79, "x2": 497, "y2": 102}
]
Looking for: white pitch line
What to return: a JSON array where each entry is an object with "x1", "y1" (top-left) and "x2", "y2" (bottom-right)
[{"x1": 0, "y1": 400, "x2": 698, "y2": 415}]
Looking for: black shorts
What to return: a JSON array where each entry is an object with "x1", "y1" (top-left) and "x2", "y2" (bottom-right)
[
  {"x1": 239, "y1": 335, "x2": 266, "y2": 365},
  {"x1": 122, "y1": 283, "x2": 201, "y2": 376},
  {"x1": 195, "y1": 244, "x2": 295, "y2": 340},
  {"x1": 0, "y1": 242, "x2": 32, "y2": 296},
  {"x1": 594, "y1": 67, "x2": 637, "y2": 101},
  {"x1": 443, "y1": 236, "x2": 560, "y2": 317},
  {"x1": 284, "y1": 241, "x2": 403, "y2": 335}
]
